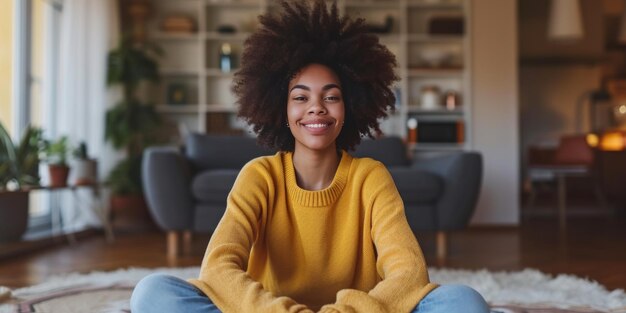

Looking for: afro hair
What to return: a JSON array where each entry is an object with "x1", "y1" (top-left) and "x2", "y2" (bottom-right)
[{"x1": 233, "y1": 0, "x2": 399, "y2": 151}]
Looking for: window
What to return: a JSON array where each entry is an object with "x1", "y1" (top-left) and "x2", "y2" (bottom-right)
[
  {"x1": 12, "y1": 0, "x2": 63, "y2": 236},
  {"x1": 0, "y1": 1, "x2": 13, "y2": 131}
]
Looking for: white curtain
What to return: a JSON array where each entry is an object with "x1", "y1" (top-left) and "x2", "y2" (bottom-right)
[{"x1": 47, "y1": 0, "x2": 121, "y2": 231}]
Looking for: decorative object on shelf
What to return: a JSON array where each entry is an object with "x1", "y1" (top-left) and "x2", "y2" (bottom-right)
[
  {"x1": 419, "y1": 47, "x2": 452, "y2": 68},
  {"x1": 161, "y1": 15, "x2": 196, "y2": 34},
  {"x1": 407, "y1": 118, "x2": 418, "y2": 144},
  {"x1": 443, "y1": 90, "x2": 461, "y2": 110},
  {"x1": 220, "y1": 43, "x2": 233, "y2": 72},
  {"x1": 365, "y1": 16, "x2": 394, "y2": 34},
  {"x1": 428, "y1": 15, "x2": 464, "y2": 35},
  {"x1": 127, "y1": 0, "x2": 150, "y2": 42},
  {"x1": 416, "y1": 120, "x2": 464, "y2": 143},
  {"x1": 41, "y1": 136, "x2": 72, "y2": 188},
  {"x1": 71, "y1": 142, "x2": 98, "y2": 186},
  {"x1": 167, "y1": 83, "x2": 188, "y2": 105},
  {"x1": 420, "y1": 85, "x2": 441, "y2": 110},
  {"x1": 216, "y1": 24, "x2": 237, "y2": 34},
  {"x1": 393, "y1": 87, "x2": 402, "y2": 109},
  {"x1": 547, "y1": 0, "x2": 583, "y2": 40}
]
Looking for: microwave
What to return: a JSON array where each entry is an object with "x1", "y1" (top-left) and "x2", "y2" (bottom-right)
[{"x1": 408, "y1": 117, "x2": 465, "y2": 144}]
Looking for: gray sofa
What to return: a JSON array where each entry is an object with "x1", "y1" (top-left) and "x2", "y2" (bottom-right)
[{"x1": 142, "y1": 134, "x2": 482, "y2": 259}]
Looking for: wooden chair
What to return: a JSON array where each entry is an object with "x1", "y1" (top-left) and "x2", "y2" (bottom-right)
[{"x1": 527, "y1": 134, "x2": 607, "y2": 228}]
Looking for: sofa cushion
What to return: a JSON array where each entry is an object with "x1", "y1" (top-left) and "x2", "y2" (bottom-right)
[
  {"x1": 192, "y1": 169, "x2": 239, "y2": 203},
  {"x1": 186, "y1": 134, "x2": 272, "y2": 171},
  {"x1": 388, "y1": 168, "x2": 443, "y2": 204},
  {"x1": 352, "y1": 137, "x2": 410, "y2": 167}
]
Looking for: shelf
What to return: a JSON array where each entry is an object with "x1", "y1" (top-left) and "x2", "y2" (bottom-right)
[
  {"x1": 153, "y1": 0, "x2": 201, "y2": 2},
  {"x1": 156, "y1": 104, "x2": 201, "y2": 114},
  {"x1": 205, "y1": 69, "x2": 236, "y2": 77},
  {"x1": 151, "y1": 0, "x2": 472, "y2": 146},
  {"x1": 406, "y1": 1, "x2": 463, "y2": 9},
  {"x1": 204, "y1": 32, "x2": 251, "y2": 41},
  {"x1": 161, "y1": 68, "x2": 202, "y2": 76},
  {"x1": 203, "y1": 104, "x2": 237, "y2": 113},
  {"x1": 151, "y1": 32, "x2": 201, "y2": 41},
  {"x1": 407, "y1": 34, "x2": 464, "y2": 42},
  {"x1": 345, "y1": 1, "x2": 401, "y2": 9},
  {"x1": 204, "y1": 0, "x2": 260, "y2": 8},
  {"x1": 408, "y1": 67, "x2": 463, "y2": 77},
  {"x1": 376, "y1": 34, "x2": 402, "y2": 43}
]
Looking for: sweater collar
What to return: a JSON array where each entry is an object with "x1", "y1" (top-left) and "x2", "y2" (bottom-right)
[{"x1": 284, "y1": 150, "x2": 352, "y2": 207}]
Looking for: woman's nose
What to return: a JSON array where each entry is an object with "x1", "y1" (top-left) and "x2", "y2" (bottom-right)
[{"x1": 308, "y1": 98, "x2": 327, "y2": 114}]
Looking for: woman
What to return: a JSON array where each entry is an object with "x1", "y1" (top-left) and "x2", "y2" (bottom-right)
[{"x1": 131, "y1": 1, "x2": 489, "y2": 312}]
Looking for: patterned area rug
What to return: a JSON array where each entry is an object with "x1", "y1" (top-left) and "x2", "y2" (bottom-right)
[{"x1": 0, "y1": 267, "x2": 625, "y2": 313}]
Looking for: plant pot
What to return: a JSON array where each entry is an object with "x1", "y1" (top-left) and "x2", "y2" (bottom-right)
[
  {"x1": 48, "y1": 164, "x2": 70, "y2": 187},
  {"x1": 72, "y1": 159, "x2": 98, "y2": 185},
  {"x1": 0, "y1": 191, "x2": 30, "y2": 242},
  {"x1": 110, "y1": 194, "x2": 156, "y2": 232}
]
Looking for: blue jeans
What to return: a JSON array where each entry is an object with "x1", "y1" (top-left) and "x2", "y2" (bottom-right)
[{"x1": 131, "y1": 273, "x2": 490, "y2": 313}]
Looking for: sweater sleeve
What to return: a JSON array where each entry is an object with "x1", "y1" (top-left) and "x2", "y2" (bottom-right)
[
  {"x1": 188, "y1": 161, "x2": 314, "y2": 313},
  {"x1": 319, "y1": 163, "x2": 438, "y2": 313}
]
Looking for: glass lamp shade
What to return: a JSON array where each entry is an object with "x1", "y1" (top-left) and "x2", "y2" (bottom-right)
[
  {"x1": 548, "y1": 0, "x2": 584, "y2": 40},
  {"x1": 599, "y1": 130, "x2": 626, "y2": 151}
]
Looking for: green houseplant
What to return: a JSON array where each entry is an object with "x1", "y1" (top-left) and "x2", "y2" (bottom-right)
[
  {"x1": 105, "y1": 36, "x2": 162, "y2": 226},
  {"x1": 41, "y1": 136, "x2": 72, "y2": 187},
  {"x1": 0, "y1": 122, "x2": 43, "y2": 190},
  {"x1": 0, "y1": 122, "x2": 43, "y2": 242}
]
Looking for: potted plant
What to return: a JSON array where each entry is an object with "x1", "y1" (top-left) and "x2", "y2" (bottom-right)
[
  {"x1": 41, "y1": 136, "x2": 72, "y2": 187},
  {"x1": 0, "y1": 122, "x2": 43, "y2": 242},
  {"x1": 105, "y1": 36, "x2": 162, "y2": 228},
  {"x1": 72, "y1": 142, "x2": 98, "y2": 185}
]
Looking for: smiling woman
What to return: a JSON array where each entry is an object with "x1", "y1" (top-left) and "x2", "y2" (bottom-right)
[{"x1": 129, "y1": 1, "x2": 489, "y2": 313}]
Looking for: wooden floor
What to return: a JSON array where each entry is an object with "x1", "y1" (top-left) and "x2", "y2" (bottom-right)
[{"x1": 1, "y1": 214, "x2": 625, "y2": 290}]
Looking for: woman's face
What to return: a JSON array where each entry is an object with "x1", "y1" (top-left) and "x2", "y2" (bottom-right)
[{"x1": 287, "y1": 63, "x2": 345, "y2": 154}]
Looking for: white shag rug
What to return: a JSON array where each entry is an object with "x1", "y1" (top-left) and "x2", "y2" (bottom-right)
[{"x1": 0, "y1": 267, "x2": 625, "y2": 313}]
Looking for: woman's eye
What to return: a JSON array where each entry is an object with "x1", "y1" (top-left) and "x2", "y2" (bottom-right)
[
  {"x1": 325, "y1": 96, "x2": 341, "y2": 101},
  {"x1": 293, "y1": 96, "x2": 307, "y2": 101}
]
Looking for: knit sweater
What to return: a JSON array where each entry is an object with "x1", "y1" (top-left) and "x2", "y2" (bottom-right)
[{"x1": 188, "y1": 150, "x2": 437, "y2": 313}]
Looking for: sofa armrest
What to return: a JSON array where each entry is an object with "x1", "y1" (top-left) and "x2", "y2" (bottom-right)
[
  {"x1": 411, "y1": 152, "x2": 483, "y2": 230},
  {"x1": 142, "y1": 146, "x2": 194, "y2": 231}
]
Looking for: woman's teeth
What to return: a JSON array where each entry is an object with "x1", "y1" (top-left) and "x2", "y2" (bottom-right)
[{"x1": 305, "y1": 123, "x2": 328, "y2": 128}]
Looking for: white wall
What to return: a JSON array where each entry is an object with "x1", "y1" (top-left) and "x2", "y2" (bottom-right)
[{"x1": 470, "y1": 0, "x2": 519, "y2": 225}]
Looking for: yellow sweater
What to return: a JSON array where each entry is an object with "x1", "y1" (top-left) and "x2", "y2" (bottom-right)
[{"x1": 189, "y1": 150, "x2": 437, "y2": 313}]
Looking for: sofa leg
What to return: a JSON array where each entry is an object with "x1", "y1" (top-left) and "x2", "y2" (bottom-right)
[
  {"x1": 167, "y1": 231, "x2": 180, "y2": 259},
  {"x1": 436, "y1": 231, "x2": 447, "y2": 263},
  {"x1": 183, "y1": 231, "x2": 193, "y2": 255}
]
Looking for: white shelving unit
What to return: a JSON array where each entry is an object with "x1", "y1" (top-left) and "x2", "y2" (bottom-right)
[{"x1": 148, "y1": 0, "x2": 472, "y2": 152}]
